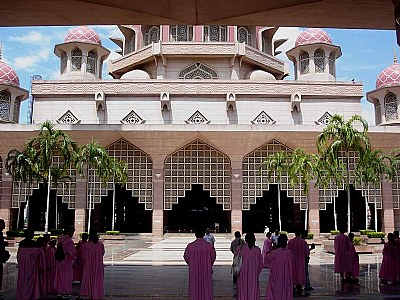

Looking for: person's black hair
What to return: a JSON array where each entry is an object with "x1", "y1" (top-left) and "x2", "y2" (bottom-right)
[
  {"x1": 24, "y1": 228, "x2": 34, "y2": 239},
  {"x1": 234, "y1": 231, "x2": 241, "y2": 238},
  {"x1": 339, "y1": 226, "x2": 346, "y2": 234},
  {"x1": 393, "y1": 230, "x2": 399, "y2": 239},
  {"x1": 245, "y1": 232, "x2": 256, "y2": 249},
  {"x1": 89, "y1": 230, "x2": 99, "y2": 243},
  {"x1": 194, "y1": 227, "x2": 204, "y2": 238},
  {"x1": 301, "y1": 230, "x2": 308, "y2": 239},
  {"x1": 388, "y1": 232, "x2": 396, "y2": 246},
  {"x1": 266, "y1": 232, "x2": 272, "y2": 238},
  {"x1": 81, "y1": 232, "x2": 89, "y2": 240},
  {"x1": 277, "y1": 234, "x2": 288, "y2": 249},
  {"x1": 36, "y1": 236, "x2": 45, "y2": 247},
  {"x1": 348, "y1": 232, "x2": 354, "y2": 240},
  {"x1": 64, "y1": 226, "x2": 75, "y2": 235},
  {"x1": 294, "y1": 228, "x2": 302, "y2": 237}
]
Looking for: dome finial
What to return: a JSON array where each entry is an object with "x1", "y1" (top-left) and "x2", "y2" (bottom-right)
[{"x1": 394, "y1": 44, "x2": 398, "y2": 64}]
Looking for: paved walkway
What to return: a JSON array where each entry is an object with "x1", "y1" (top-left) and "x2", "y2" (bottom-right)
[{"x1": 3, "y1": 234, "x2": 400, "y2": 299}]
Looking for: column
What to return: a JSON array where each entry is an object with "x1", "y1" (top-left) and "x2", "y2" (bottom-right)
[
  {"x1": 152, "y1": 168, "x2": 164, "y2": 237},
  {"x1": 74, "y1": 176, "x2": 87, "y2": 235},
  {"x1": 231, "y1": 167, "x2": 242, "y2": 234},
  {"x1": 307, "y1": 181, "x2": 320, "y2": 235},
  {"x1": 0, "y1": 171, "x2": 12, "y2": 231},
  {"x1": 381, "y1": 181, "x2": 395, "y2": 233}
]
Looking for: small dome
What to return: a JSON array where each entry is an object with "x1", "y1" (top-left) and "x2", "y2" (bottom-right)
[
  {"x1": 245, "y1": 70, "x2": 276, "y2": 81},
  {"x1": 64, "y1": 26, "x2": 102, "y2": 45},
  {"x1": 295, "y1": 28, "x2": 332, "y2": 46},
  {"x1": 0, "y1": 61, "x2": 20, "y2": 87},
  {"x1": 121, "y1": 70, "x2": 150, "y2": 80},
  {"x1": 376, "y1": 63, "x2": 400, "y2": 89}
]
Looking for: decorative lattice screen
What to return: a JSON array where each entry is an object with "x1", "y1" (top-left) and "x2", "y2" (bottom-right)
[{"x1": 164, "y1": 139, "x2": 231, "y2": 210}]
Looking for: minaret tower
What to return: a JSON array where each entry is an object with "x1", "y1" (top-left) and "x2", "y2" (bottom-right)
[
  {"x1": 54, "y1": 26, "x2": 110, "y2": 80},
  {"x1": 286, "y1": 28, "x2": 341, "y2": 81}
]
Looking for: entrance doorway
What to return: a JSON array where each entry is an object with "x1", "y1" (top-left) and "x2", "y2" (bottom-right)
[
  {"x1": 242, "y1": 184, "x2": 304, "y2": 233},
  {"x1": 164, "y1": 184, "x2": 230, "y2": 233},
  {"x1": 92, "y1": 184, "x2": 152, "y2": 233}
]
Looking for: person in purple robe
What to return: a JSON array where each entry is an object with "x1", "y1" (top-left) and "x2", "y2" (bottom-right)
[
  {"x1": 236, "y1": 232, "x2": 263, "y2": 300},
  {"x1": 79, "y1": 230, "x2": 105, "y2": 299},
  {"x1": 35, "y1": 237, "x2": 47, "y2": 297},
  {"x1": 262, "y1": 232, "x2": 273, "y2": 264},
  {"x1": 230, "y1": 231, "x2": 245, "y2": 284},
  {"x1": 348, "y1": 232, "x2": 359, "y2": 281},
  {"x1": 334, "y1": 227, "x2": 353, "y2": 281},
  {"x1": 73, "y1": 232, "x2": 88, "y2": 283},
  {"x1": 379, "y1": 233, "x2": 399, "y2": 284},
  {"x1": 0, "y1": 219, "x2": 8, "y2": 300},
  {"x1": 184, "y1": 227, "x2": 216, "y2": 300},
  {"x1": 45, "y1": 239, "x2": 57, "y2": 294},
  {"x1": 287, "y1": 229, "x2": 309, "y2": 295},
  {"x1": 54, "y1": 226, "x2": 76, "y2": 298}
]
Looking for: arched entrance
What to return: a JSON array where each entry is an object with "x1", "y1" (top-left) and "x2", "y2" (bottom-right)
[
  {"x1": 243, "y1": 185, "x2": 304, "y2": 233},
  {"x1": 164, "y1": 184, "x2": 230, "y2": 233}
]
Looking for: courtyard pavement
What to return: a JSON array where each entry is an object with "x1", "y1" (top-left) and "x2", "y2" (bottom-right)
[{"x1": 3, "y1": 234, "x2": 400, "y2": 299}]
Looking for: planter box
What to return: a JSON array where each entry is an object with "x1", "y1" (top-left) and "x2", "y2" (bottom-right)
[
  {"x1": 366, "y1": 237, "x2": 385, "y2": 244},
  {"x1": 324, "y1": 244, "x2": 374, "y2": 254},
  {"x1": 100, "y1": 234, "x2": 125, "y2": 240}
]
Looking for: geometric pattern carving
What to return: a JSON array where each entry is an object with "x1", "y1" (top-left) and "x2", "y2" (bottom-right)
[
  {"x1": 186, "y1": 110, "x2": 210, "y2": 124},
  {"x1": 71, "y1": 48, "x2": 82, "y2": 72},
  {"x1": 64, "y1": 26, "x2": 102, "y2": 45},
  {"x1": 86, "y1": 50, "x2": 97, "y2": 75},
  {"x1": 0, "y1": 91, "x2": 11, "y2": 121},
  {"x1": 318, "y1": 151, "x2": 382, "y2": 210},
  {"x1": 144, "y1": 25, "x2": 160, "y2": 46},
  {"x1": 251, "y1": 111, "x2": 275, "y2": 124},
  {"x1": 376, "y1": 63, "x2": 400, "y2": 89},
  {"x1": 0, "y1": 61, "x2": 20, "y2": 87},
  {"x1": 237, "y1": 26, "x2": 252, "y2": 46},
  {"x1": 179, "y1": 62, "x2": 218, "y2": 79},
  {"x1": 121, "y1": 110, "x2": 144, "y2": 124},
  {"x1": 204, "y1": 25, "x2": 227, "y2": 42},
  {"x1": 57, "y1": 110, "x2": 79, "y2": 124},
  {"x1": 164, "y1": 139, "x2": 231, "y2": 210},
  {"x1": 88, "y1": 139, "x2": 153, "y2": 210},
  {"x1": 295, "y1": 28, "x2": 332, "y2": 46},
  {"x1": 384, "y1": 92, "x2": 398, "y2": 121},
  {"x1": 170, "y1": 25, "x2": 193, "y2": 42},
  {"x1": 316, "y1": 111, "x2": 332, "y2": 125},
  {"x1": 300, "y1": 51, "x2": 309, "y2": 75},
  {"x1": 12, "y1": 181, "x2": 39, "y2": 208},
  {"x1": 242, "y1": 139, "x2": 307, "y2": 210},
  {"x1": 314, "y1": 49, "x2": 325, "y2": 73}
]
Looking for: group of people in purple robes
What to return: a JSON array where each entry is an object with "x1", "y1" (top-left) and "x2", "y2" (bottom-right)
[
  {"x1": 379, "y1": 230, "x2": 400, "y2": 284},
  {"x1": 16, "y1": 226, "x2": 105, "y2": 300}
]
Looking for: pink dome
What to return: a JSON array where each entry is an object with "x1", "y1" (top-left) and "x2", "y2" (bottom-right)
[
  {"x1": 295, "y1": 28, "x2": 332, "y2": 46},
  {"x1": 64, "y1": 26, "x2": 102, "y2": 45},
  {"x1": 0, "y1": 61, "x2": 20, "y2": 87},
  {"x1": 376, "y1": 63, "x2": 400, "y2": 89}
]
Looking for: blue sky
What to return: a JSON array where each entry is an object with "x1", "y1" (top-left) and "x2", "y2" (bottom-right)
[{"x1": 0, "y1": 26, "x2": 397, "y2": 124}]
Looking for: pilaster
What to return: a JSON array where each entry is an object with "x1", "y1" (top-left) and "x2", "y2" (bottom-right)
[
  {"x1": 152, "y1": 168, "x2": 164, "y2": 237},
  {"x1": 1, "y1": 170, "x2": 12, "y2": 231},
  {"x1": 231, "y1": 167, "x2": 242, "y2": 234},
  {"x1": 74, "y1": 176, "x2": 87, "y2": 235},
  {"x1": 381, "y1": 181, "x2": 395, "y2": 233},
  {"x1": 307, "y1": 182, "x2": 320, "y2": 235}
]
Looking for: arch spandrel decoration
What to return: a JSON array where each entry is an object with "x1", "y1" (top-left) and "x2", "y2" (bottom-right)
[
  {"x1": 242, "y1": 139, "x2": 307, "y2": 211},
  {"x1": 318, "y1": 151, "x2": 382, "y2": 210},
  {"x1": 164, "y1": 139, "x2": 231, "y2": 210},
  {"x1": 88, "y1": 139, "x2": 153, "y2": 210}
]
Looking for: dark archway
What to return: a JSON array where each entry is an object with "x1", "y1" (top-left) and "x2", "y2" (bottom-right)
[
  {"x1": 92, "y1": 185, "x2": 152, "y2": 233},
  {"x1": 242, "y1": 184, "x2": 304, "y2": 233},
  {"x1": 27, "y1": 183, "x2": 74, "y2": 231},
  {"x1": 164, "y1": 184, "x2": 230, "y2": 233},
  {"x1": 319, "y1": 185, "x2": 373, "y2": 232}
]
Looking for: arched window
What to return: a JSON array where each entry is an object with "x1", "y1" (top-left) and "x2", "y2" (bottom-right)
[
  {"x1": 71, "y1": 48, "x2": 82, "y2": 71},
  {"x1": 13, "y1": 100, "x2": 20, "y2": 123},
  {"x1": 204, "y1": 26, "x2": 227, "y2": 42},
  {"x1": 170, "y1": 25, "x2": 193, "y2": 42},
  {"x1": 86, "y1": 50, "x2": 97, "y2": 74},
  {"x1": 179, "y1": 62, "x2": 218, "y2": 79},
  {"x1": 329, "y1": 52, "x2": 335, "y2": 76},
  {"x1": 314, "y1": 49, "x2": 325, "y2": 73},
  {"x1": 0, "y1": 91, "x2": 11, "y2": 121},
  {"x1": 299, "y1": 51, "x2": 309, "y2": 75},
  {"x1": 60, "y1": 51, "x2": 67, "y2": 74},
  {"x1": 125, "y1": 33, "x2": 136, "y2": 55},
  {"x1": 384, "y1": 92, "x2": 398, "y2": 121},
  {"x1": 237, "y1": 26, "x2": 252, "y2": 46},
  {"x1": 144, "y1": 26, "x2": 160, "y2": 46}
]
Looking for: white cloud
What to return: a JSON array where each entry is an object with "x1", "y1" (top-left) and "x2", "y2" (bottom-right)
[
  {"x1": 13, "y1": 48, "x2": 51, "y2": 70},
  {"x1": 274, "y1": 27, "x2": 301, "y2": 61},
  {"x1": 361, "y1": 100, "x2": 375, "y2": 126},
  {"x1": 9, "y1": 31, "x2": 48, "y2": 44}
]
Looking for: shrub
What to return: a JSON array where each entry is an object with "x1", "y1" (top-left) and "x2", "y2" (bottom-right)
[
  {"x1": 6, "y1": 230, "x2": 24, "y2": 237},
  {"x1": 105, "y1": 231, "x2": 120, "y2": 235},
  {"x1": 50, "y1": 229, "x2": 63, "y2": 235},
  {"x1": 330, "y1": 230, "x2": 339, "y2": 235},
  {"x1": 352, "y1": 237, "x2": 362, "y2": 245},
  {"x1": 367, "y1": 232, "x2": 385, "y2": 238},
  {"x1": 359, "y1": 230, "x2": 375, "y2": 235},
  {"x1": 279, "y1": 231, "x2": 288, "y2": 235},
  {"x1": 306, "y1": 233, "x2": 314, "y2": 239}
]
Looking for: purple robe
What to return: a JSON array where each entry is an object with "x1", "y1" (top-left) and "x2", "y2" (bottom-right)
[
  {"x1": 349, "y1": 242, "x2": 359, "y2": 277},
  {"x1": 38, "y1": 248, "x2": 46, "y2": 297},
  {"x1": 379, "y1": 242, "x2": 399, "y2": 282},
  {"x1": 334, "y1": 234, "x2": 352, "y2": 274},
  {"x1": 17, "y1": 248, "x2": 41, "y2": 300},
  {"x1": 73, "y1": 240, "x2": 86, "y2": 282},
  {"x1": 184, "y1": 238, "x2": 216, "y2": 300},
  {"x1": 45, "y1": 246, "x2": 57, "y2": 294},
  {"x1": 262, "y1": 238, "x2": 273, "y2": 264},
  {"x1": 80, "y1": 241, "x2": 105, "y2": 299},
  {"x1": 236, "y1": 244, "x2": 263, "y2": 300},
  {"x1": 287, "y1": 236, "x2": 309, "y2": 286},
  {"x1": 54, "y1": 235, "x2": 76, "y2": 294},
  {"x1": 264, "y1": 248, "x2": 294, "y2": 300}
]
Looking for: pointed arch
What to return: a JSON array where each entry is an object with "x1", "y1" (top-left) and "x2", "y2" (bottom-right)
[
  {"x1": 299, "y1": 51, "x2": 309, "y2": 75},
  {"x1": 179, "y1": 62, "x2": 218, "y2": 79},
  {"x1": 384, "y1": 92, "x2": 398, "y2": 121},
  {"x1": 144, "y1": 25, "x2": 160, "y2": 46},
  {"x1": 71, "y1": 48, "x2": 82, "y2": 71},
  {"x1": 0, "y1": 90, "x2": 11, "y2": 121},
  {"x1": 314, "y1": 49, "x2": 325, "y2": 73},
  {"x1": 237, "y1": 26, "x2": 252, "y2": 46},
  {"x1": 86, "y1": 50, "x2": 98, "y2": 74},
  {"x1": 164, "y1": 139, "x2": 231, "y2": 210}
]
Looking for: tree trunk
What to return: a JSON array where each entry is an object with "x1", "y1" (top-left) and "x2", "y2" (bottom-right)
[
  {"x1": 278, "y1": 183, "x2": 282, "y2": 232},
  {"x1": 44, "y1": 168, "x2": 51, "y2": 233},
  {"x1": 111, "y1": 182, "x2": 116, "y2": 231},
  {"x1": 333, "y1": 196, "x2": 338, "y2": 231},
  {"x1": 365, "y1": 198, "x2": 368, "y2": 230},
  {"x1": 346, "y1": 153, "x2": 351, "y2": 232},
  {"x1": 374, "y1": 204, "x2": 378, "y2": 232},
  {"x1": 88, "y1": 187, "x2": 92, "y2": 233},
  {"x1": 305, "y1": 204, "x2": 308, "y2": 231}
]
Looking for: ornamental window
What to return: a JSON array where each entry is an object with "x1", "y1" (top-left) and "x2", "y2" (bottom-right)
[
  {"x1": 329, "y1": 52, "x2": 335, "y2": 76},
  {"x1": 0, "y1": 91, "x2": 11, "y2": 121},
  {"x1": 60, "y1": 51, "x2": 67, "y2": 74},
  {"x1": 237, "y1": 26, "x2": 252, "y2": 46},
  {"x1": 314, "y1": 49, "x2": 325, "y2": 73},
  {"x1": 375, "y1": 103, "x2": 382, "y2": 125},
  {"x1": 71, "y1": 48, "x2": 82, "y2": 71},
  {"x1": 144, "y1": 25, "x2": 160, "y2": 46},
  {"x1": 125, "y1": 33, "x2": 136, "y2": 54},
  {"x1": 299, "y1": 51, "x2": 309, "y2": 75},
  {"x1": 384, "y1": 92, "x2": 398, "y2": 121},
  {"x1": 179, "y1": 62, "x2": 218, "y2": 79},
  {"x1": 204, "y1": 25, "x2": 227, "y2": 42},
  {"x1": 170, "y1": 25, "x2": 193, "y2": 42},
  {"x1": 86, "y1": 50, "x2": 97, "y2": 75},
  {"x1": 13, "y1": 100, "x2": 20, "y2": 123}
]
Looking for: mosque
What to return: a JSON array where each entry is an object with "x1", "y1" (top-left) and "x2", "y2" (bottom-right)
[{"x1": 0, "y1": 25, "x2": 400, "y2": 236}]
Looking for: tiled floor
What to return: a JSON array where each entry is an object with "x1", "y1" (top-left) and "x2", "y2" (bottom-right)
[{"x1": 3, "y1": 234, "x2": 400, "y2": 299}]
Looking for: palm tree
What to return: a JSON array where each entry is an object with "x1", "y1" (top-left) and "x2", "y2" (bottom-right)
[
  {"x1": 261, "y1": 151, "x2": 289, "y2": 232},
  {"x1": 75, "y1": 141, "x2": 126, "y2": 233},
  {"x1": 316, "y1": 114, "x2": 370, "y2": 232}
]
